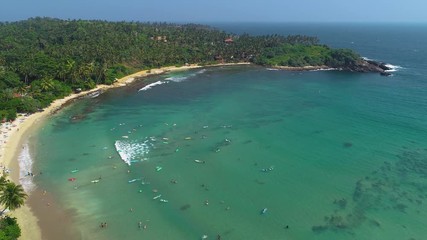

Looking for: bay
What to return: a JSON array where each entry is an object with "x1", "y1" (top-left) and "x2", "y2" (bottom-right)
[{"x1": 29, "y1": 23, "x2": 427, "y2": 240}]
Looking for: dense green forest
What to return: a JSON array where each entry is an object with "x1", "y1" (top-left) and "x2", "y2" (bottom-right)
[{"x1": 0, "y1": 17, "x2": 363, "y2": 120}]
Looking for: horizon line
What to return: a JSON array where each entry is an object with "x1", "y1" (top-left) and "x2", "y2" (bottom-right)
[{"x1": 1, "y1": 16, "x2": 427, "y2": 25}]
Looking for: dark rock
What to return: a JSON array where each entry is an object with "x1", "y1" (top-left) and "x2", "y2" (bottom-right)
[
  {"x1": 366, "y1": 60, "x2": 392, "y2": 71},
  {"x1": 338, "y1": 59, "x2": 392, "y2": 76}
]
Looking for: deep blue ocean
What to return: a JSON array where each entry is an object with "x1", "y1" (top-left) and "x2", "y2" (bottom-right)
[{"x1": 26, "y1": 23, "x2": 427, "y2": 240}]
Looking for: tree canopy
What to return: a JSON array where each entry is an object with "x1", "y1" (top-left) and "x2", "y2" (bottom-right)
[
  {"x1": 0, "y1": 17, "x2": 364, "y2": 120},
  {"x1": 0, "y1": 177, "x2": 26, "y2": 240}
]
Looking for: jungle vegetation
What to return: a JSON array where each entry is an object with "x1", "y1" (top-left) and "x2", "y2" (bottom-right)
[{"x1": 0, "y1": 17, "x2": 361, "y2": 120}]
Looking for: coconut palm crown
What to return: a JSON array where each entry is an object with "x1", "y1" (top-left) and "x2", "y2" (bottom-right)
[{"x1": 0, "y1": 181, "x2": 27, "y2": 214}]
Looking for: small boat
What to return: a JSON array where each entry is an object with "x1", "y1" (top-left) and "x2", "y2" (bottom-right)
[
  {"x1": 153, "y1": 194, "x2": 162, "y2": 200},
  {"x1": 155, "y1": 166, "x2": 162, "y2": 172},
  {"x1": 159, "y1": 199, "x2": 168, "y2": 203},
  {"x1": 122, "y1": 135, "x2": 129, "y2": 139},
  {"x1": 184, "y1": 137, "x2": 192, "y2": 140},
  {"x1": 261, "y1": 166, "x2": 274, "y2": 172},
  {"x1": 261, "y1": 208, "x2": 268, "y2": 215},
  {"x1": 91, "y1": 179, "x2": 100, "y2": 183},
  {"x1": 128, "y1": 178, "x2": 140, "y2": 183},
  {"x1": 71, "y1": 169, "x2": 79, "y2": 173},
  {"x1": 68, "y1": 178, "x2": 76, "y2": 182},
  {"x1": 194, "y1": 160, "x2": 205, "y2": 164}
]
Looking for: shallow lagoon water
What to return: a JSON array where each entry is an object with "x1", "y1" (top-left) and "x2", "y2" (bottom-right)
[{"x1": 30, "y1": 23, "x2": 427, "y2": 240}]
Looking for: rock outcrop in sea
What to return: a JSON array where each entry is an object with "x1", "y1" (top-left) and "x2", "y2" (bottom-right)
[{"x1": 341, "y1": 59, "x2": 392, "y2": 76}]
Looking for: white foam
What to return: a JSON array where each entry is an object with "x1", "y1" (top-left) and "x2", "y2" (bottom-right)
[
  {"x1": 139, "y1": 69, "x2": 207, "y2": 92},
  {"x1": 363, "y1": 57, "x2": 403, "y2": 73},
  {"x1": 164, "y1": 76, "x2": 188, "y2": 82},
  {"x1": 309, "y1": 68, "x2": 338, "y2": 72},
  {"x1": 196, "y1": 69, "x2": 207, "y2": 74},
  {"x1": 164, "y1": 68, "x2": 207, "y2": 82},
  {"x1": 114, "y1": 140, "x2": 150, "y2": 166},
  {"x1": 138, "y1": 81, "x2": 166, "y2": 92},
  {"x1": 384, "y1": 64, "x2": 403, "y2": 72},
  {"x1": 18, "y1": 143, "x2": 36, "y2": 193}
]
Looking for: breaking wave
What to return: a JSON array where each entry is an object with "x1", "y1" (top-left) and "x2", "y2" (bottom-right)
[
  {"x1": 384, "y1": 64, "x2": 403, "y2": 72},
  {"x1": 138, "y1": 69, "x2": 207, "y2": 92},
  {"x1": 309, "y1": 68, "x2": 337, "y2": 72},
  {"x1": 362, "y1": 57, "x2": 403, "y2": 72},
  {"x1": 114, "y1": 140, "x2": 151, "y2": 165},
  {"x1": 18, "y1": 143, "x2": 36, "y2": 193},
  {"x1": 138, "y1": 81, "x2": 166, "y2": 92}
]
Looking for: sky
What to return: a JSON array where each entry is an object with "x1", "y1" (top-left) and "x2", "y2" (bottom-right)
[{"x1": 1, "y1": 0, "x2": 426, "y2": 23}]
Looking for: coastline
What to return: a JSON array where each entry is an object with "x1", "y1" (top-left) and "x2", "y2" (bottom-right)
[
  {"x1": 0, "y1": 62, "x2": 250, "y2": 240},
  {"x1": 270, "y1": 65, "x2": 332, "y2": 71}
]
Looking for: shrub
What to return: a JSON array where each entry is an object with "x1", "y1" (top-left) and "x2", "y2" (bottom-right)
[{"x1": 0, "y1": 216, "x2": 21, "y2": 240}]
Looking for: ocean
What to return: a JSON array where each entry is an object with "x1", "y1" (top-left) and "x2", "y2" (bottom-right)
[{"x1": 23, "y1": 23, "x2": 427, "y2": 239}]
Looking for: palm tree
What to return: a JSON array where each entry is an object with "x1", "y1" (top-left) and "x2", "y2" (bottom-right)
[
  {"x1": 39, "y1": 77, "x2": 54, "y2": 92},
  {"x1": 0, "y1": 182, "x2": 27, "y2": 215},
  {"x1": 0, "y1": 176, "x2": 8, "y2": 191}
]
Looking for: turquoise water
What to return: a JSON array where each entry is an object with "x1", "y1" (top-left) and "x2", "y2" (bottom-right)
[{"x1": 30, "y1": 24, "x2": 427, "y2": 240}]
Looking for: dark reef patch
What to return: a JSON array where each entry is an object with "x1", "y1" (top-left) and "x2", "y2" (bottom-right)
[{"x1": 313, "y1": 147, "x2": 427, "y2": 235}]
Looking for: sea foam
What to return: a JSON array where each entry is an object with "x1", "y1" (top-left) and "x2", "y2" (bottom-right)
[
  {"x1": 362, "y1": 57, "x2": 403, "y2": 73},
  {"x1": 165, "y1": 69, "x2": 207, "y2": 82},
  {"x1": 309, "y1": 68, "x2": 337, "y2": 72},
  {"x1": 384, "y1": 64, "x2": 403, "y2": 72},
  {"x1": 18, "y1": 143, "x2": 36, "y2": 193},
  {"x1": 138, "y1": 69, "x2": 207, "y2": 92},
  {"x1": 114, "y1": 140, "x2": 150, "y2": 165},
  {"x1": 138, "y1": 81, "x2": 166, "y2": 92}
]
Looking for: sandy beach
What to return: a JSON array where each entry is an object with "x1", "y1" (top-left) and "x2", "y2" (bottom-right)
[{"x1": 0, "y1": 62, "x2": 249, "y2": 240}]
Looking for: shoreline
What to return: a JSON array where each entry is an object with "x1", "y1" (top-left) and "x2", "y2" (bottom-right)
[
  {"x1": 270, "y1": 65, "x2": 334, "y2": 71},
  {"x1": 0, "y1": 62, "x2": 250, "y2": 240}
]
